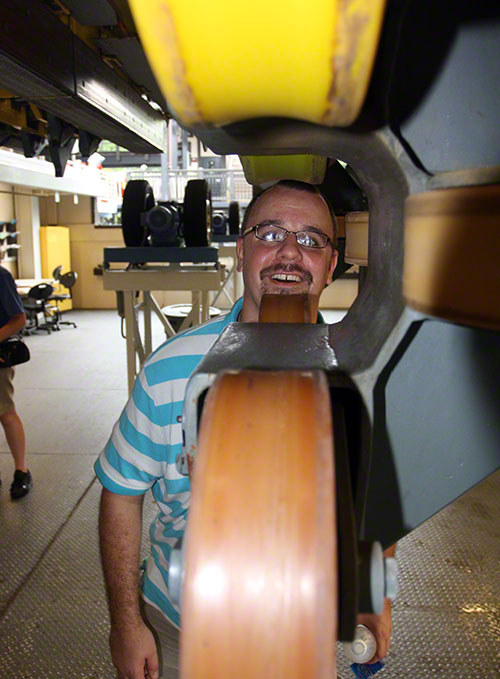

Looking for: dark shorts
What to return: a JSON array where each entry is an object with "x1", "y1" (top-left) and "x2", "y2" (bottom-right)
[{"x1": 0, "y1": 366, "x2": 15, "y2": 416}]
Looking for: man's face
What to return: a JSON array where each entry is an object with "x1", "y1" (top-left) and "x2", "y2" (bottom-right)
[{"x1": 236, "y1": 186, "x2": 337, "y2": 322}]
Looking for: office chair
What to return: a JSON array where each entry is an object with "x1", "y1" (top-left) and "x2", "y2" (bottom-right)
[
  {"x1": 23, "y1": 283, "x2": 56, "y2": 334},
  {"x1": 52, "y1": 264, "x2": 63, "y2": 282},
  {"x1": 49, "y1": 270, "x2": 78, "y2": 328}
]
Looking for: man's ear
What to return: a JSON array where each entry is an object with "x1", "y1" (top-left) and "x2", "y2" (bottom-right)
[
  {"x1": 326, "y1": 248, "x2": 338, "y2": 286},
  {"x1": 236, "y1": 236, "x2": 244, "y2": 272}
]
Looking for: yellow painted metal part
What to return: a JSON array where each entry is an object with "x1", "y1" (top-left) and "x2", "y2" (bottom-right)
[
  {"x1": 128, "y1": 0, "x2": 386, "y2": 128},
  {"x1": 240, "y1": 154, "x2": 327, "y2": 185}
]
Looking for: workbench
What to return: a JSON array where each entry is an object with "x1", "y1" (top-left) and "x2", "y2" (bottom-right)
[{"x1": 102, "y1": 247, "x2": 226, "y2": 392}]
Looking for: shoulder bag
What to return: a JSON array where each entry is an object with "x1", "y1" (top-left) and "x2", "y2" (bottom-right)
[{"x1": 0, "y1": 337, "x2": 30, "y2": 368}]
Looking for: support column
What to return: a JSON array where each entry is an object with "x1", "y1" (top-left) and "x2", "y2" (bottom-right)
[
  {"x1": 160, "y1": 153, "x2": 169, "y2": 201},
  {"x1": 169, "y1": 121, "x2": 178, "y2": 169},
  {"x1": 123, "y1": 291, "x2": 137, "y2": 394},
  {"x1": 160, "y1": 121, "x2": 169, "y2": 201},
  {"x1": 169, "y1": 121, "x2": 178, "y2": 200},
  {"x1": 181, "y1": 128, "x2": 189, "y2": 169}
]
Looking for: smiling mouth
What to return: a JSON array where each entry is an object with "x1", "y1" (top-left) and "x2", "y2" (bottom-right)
[
  {"x1": 261, "y1": 265, "x2": 312, "y2": 286},
  {"x1": 271, "y1": 273, "x2": 303, "y2": 283}
]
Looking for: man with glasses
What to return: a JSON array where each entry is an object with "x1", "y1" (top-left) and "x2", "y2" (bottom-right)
[
  {"x1": 235, "y1": 180, "x2": 338, "y2": 322},
  {"x1": 96, "y1": 180, "x2": 392, "y2": 679}
]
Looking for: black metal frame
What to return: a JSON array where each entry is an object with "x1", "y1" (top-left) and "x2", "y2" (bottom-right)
[
  {"x1": 103, "y1": 246, "x2": 219, "y2": 267},
  {"x1": 0, "y1": 0, "x2": 165, "y2": 158},
  {"x1": 182, "y1": 117, "x2": 500, "y2": 542}
]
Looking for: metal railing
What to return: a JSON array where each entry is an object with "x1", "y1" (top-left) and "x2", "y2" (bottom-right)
[{"x1": 126, "y1": 168, "x2": 253, "y2": 205}]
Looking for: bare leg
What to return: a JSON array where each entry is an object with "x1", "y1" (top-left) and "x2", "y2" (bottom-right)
[{"x1": 0, "y1": 408, "x2": 27, "y2": 471}]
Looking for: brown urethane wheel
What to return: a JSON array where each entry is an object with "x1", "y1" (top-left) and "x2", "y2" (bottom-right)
[
  {"x1": 181, "y1": 370, "x2": 337, "y2": 679},
  {"x1": 258, "y1": 293, "x2": 319, "y2": 323},
  {"x1": 404, "y1": 184, "x2": 500, "y2": 330}
]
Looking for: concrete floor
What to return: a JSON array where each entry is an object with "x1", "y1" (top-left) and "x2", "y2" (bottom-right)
[{"x1": 0, "y1": 310, "x2": 498, "y2": 678}]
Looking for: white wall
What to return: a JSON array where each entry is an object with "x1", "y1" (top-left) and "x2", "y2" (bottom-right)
[{"x1": 14, "y1": 193, "x2": 41, "y2": 279}]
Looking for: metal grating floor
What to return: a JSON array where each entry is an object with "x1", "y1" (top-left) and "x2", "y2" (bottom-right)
[{"x1": 0, "y1": 311, "x2": 498, "y2": 678}]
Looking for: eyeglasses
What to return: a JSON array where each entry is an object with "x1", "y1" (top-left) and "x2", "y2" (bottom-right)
[{"x1": 242, "y1": 223, "x2": 333, "y2": 249}]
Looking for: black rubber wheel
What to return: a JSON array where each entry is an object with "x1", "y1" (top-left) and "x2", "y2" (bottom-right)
[
  {"x1": 121, "y1": 180, "x2": 155, "y2": 247},
  {"x1": 183, "y1": 179, "x2": 212, "y2": 247},
  {"x1": 228, "y1": 200, "x2": 240, "y2": 235}
]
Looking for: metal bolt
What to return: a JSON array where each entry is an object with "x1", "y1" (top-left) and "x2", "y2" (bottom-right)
[{"x1": 176, "y1": 453, "x2": 189, "y2": 476}]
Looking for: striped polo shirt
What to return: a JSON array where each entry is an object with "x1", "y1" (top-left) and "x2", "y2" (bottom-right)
[{"x1": 94, "y1": 298, "x2": 243, "y2": 627}]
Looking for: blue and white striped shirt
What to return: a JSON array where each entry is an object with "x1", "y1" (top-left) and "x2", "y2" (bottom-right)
[{"x1": 95, "y1": 298, "x2": 243, "y2": 627}]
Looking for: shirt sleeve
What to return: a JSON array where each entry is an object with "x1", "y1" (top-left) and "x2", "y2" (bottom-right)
[
  {"x1": 94, "y1": 367, "x2": 174, "y2": 495},
  {"x1": 0, "y1": 270, "x2": 25, "y2": 323}
]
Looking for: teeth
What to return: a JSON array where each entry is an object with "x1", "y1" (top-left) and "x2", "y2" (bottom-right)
[{"x1": 272, "y1": 273, "x2": 301, "y2": 282}]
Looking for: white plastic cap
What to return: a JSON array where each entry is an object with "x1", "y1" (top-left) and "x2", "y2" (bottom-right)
[
  {"x1": 342, "y1": 624, "x2": 377, "y2": 664},
  {"x1": 352, "y1": 639, "x2": 368, "y2": 656}
]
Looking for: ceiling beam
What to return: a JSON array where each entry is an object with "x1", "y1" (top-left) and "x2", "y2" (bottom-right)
[{"x1": 0, "y1": 0, "x2": 166, "y2": 154}]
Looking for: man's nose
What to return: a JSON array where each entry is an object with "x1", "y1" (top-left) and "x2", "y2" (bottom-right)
[{"x1": 276, "y1": 233, "x2": 303, "y2": 259}]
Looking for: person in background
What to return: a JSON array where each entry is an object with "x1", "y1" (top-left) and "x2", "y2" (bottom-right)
[{"x1": 0, "y1": 255, "x2": 31, "y2": 499}]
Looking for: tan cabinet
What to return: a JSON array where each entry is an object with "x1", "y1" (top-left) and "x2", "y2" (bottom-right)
[{"x1": 69, "y1": 226, "x2": 124, "y2": 309}]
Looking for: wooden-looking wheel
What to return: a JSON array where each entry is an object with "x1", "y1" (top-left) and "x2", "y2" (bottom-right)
[
  {"x1": 258, "y1": 293, "x2": 319, "y2": 324},
  {"x1": 404, "y1": 184, "x2": 500, "y2": 330},
  {"x1": 345, "y1": 211, "x2": 369, "y2": 267},
  {"x1": 181, "y1": 370, "x2": 337, "y2": 679}
]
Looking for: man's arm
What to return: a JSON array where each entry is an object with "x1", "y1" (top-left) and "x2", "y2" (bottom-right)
[
  {"x1": 99, "y1": 488, "x2": 159, "y2": 679},
  {"x1": 356, "y1": 543, "x2": 396, "y2": 664},
  {"x1": 0, "y1": 312, "x2": 26, "y2": 343}
]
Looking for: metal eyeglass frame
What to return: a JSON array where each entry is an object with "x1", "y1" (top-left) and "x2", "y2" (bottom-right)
[{"x1": 241, "y1": 223, "x2": 334, "y2": 249}]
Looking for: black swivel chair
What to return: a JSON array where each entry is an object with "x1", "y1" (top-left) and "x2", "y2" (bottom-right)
[
  {"x1": 49, "y1": 270, "x2": 78, "y2": 328},
  {"x1": 52, "y1": 264, "x2": 63, "y2": 282},
  {"x1": 23, "y1": 283, "x2": 56, "y2": 334}
]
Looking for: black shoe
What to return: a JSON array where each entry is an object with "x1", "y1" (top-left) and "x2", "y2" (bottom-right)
[{"x1": 10, "y1": 470, "x2": 33, "y2": 499}]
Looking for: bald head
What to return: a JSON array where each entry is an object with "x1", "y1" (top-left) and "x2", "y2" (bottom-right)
[{"x1": 241, "y1": 180, "x2": 337, "y2": 246}]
